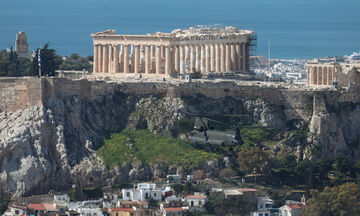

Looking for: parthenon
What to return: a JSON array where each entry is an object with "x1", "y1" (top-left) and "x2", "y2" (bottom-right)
[{"x1": 91, "y1": 26, "x2": 254, "y2": 76}]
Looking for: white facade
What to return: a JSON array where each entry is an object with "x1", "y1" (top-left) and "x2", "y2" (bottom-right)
[
  {"x1": 54, "y1": 194, "x2": 70, "y2": 203},
  {"x1": 122, "y1": 183, "x2": 161, "y2": 201},
  {"x1": 258, "y1": 197, "x2": 274, "y2": 211},
  {"x1": 2, "y1": 205, "x2": 27, "y2": 216},
  {"x1": 78, "y1": 208, "x2": 103, "y2": 216},
  {"x1": 250, "y1": 197, "x2": 278, "y2": 216}
]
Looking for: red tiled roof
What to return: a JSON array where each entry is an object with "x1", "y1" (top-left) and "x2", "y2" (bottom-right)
[
  {"x1": 110, "y1": 208, "x2": 135, "y2": 212},
  {"x1": 27, "y1": 203, "x2": 56, "y2": 211},
  {"x1": 164, "y1": 207, "x2": 187, "y2": 212},
  {"x1": 185, "y1": 195, "x2": 207, "y2": 199},
  {"x1": 287, "y1": 204, "x2": 306, "y2": 209}
]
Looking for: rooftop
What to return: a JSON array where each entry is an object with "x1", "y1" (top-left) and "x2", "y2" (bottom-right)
[
  {"x1": 185, "y1": 195, "x2": 207, "y2": 199},
  {"x1": 110, "y1": 207, "x2": 135, "y2": 212},
  {"x1": 163, "y1": 207, "x2": 188, "y2": 212},
  {"x1": 287, "y1": 204, "x2": 306, "y2": 209},
  {"x1": 27, "y1": 203, "x2": 56, "y2": 211}
]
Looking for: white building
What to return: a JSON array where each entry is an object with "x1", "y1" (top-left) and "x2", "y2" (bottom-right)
[
  {"x1": 2, "y1": 204, "x2": 28, "y2": 216},
  {"x1": 103, "y1": 192, "x2": 121, "y2": 208},
  {"x1": 184, "y1": 193, "x2": 207, "y2": 211},
  {"x1": 54, "y1": 194, "x2": 70, "y2": 203},
  {"x1": 280, "y1": 200, "x2": 306, "y2": 216},
  {"x1": 250, "y1": 196, "x2": 280, "y2": 216},
  {"x1": 78, "y1": 208, "x2": 103, "y2": 216},
  {"x1": 122, "y1": 183, "x2": 161, "y2": 201}
]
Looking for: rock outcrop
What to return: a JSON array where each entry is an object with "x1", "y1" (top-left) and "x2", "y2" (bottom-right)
[{"x1": 1, "y1": 78, "x2": 360, "y2": 197}]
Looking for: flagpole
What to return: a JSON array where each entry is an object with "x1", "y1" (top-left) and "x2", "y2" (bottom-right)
[{"x1": 38, "y1": 43, "x2": 41, "y2": 78}]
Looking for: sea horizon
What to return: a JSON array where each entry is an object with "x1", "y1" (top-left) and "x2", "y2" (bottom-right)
[{"x1": 1, "y1": 0, "x2": 359, "y2": 59}]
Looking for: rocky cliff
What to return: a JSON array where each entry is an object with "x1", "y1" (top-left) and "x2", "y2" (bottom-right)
[{"x1": 0, "y1": 77, "x2": 359, "y2": 197}]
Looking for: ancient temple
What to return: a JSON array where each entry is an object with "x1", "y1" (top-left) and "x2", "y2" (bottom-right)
[{"x1": 91, "y1": 26, "x2": 254, "y2": 76}]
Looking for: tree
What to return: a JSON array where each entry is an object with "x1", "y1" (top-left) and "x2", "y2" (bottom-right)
[
  {"x1": 0, "y1": 49, "x2": 31, "y2": 77},
  {"x1": 30, "y1": 43, "x2": 62, "y2": 76},
  {"x1": 302, "y1": 182, "x2": 360, "y2": 216},
  {"x1": 237, "y1": 147, "x2": 272, "y2": 175},
  {"x1": 59, "y1": 53, "x2": 92, "y2": 72},
  {"x1": 219, "y1": 168, "x2": 237, "y2": 178},
  {"x1": 0, "y1": 187, "x2": 10, "y2": 214}
]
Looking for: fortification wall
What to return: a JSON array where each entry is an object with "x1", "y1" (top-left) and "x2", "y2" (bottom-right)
[
  {"x1": 1, "y1": 77, "x2": 358, "y2": 119},
  {"x1": 0, "y1": 77, "x2": 42, "y2": 112}
]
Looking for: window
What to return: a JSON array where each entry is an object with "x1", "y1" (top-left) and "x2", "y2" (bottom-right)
[
  {"x1": 191, "y1": 201, "x2": 194, "y2": 207},
  {"x1": 116, "y1": 213, "x2": 119, "y2": 216},
  {"x1": 154, "y1": 193, "x2": 156, "y2": 197},
  {"x1": 265, "y1": 214, "x2": 269, "y2": 216},
  {"x1": 259, "y1": 214, "x2": 263, "y2": 216},
  {"x1": 15, "y1": 210, "x2": 19, "y2": 214},
  {"x1": 127, "y1": 192, "x2": 130, "y2": 197},
  {"x1": 199, "y1": 200, "x2": 202, "y2": 205},
  {"x1": 260, "y1": 204, "x2": 263, "y2": 209}
]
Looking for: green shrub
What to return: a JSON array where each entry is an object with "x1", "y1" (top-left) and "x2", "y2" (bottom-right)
[{"x1": 97, "y1": 129, "x2": 220, "y2": 169}]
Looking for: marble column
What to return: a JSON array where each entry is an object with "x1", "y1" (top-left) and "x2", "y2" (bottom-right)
[
  {"x1": 108, "y1": 45, "x2": 113, "y2": 73},
  {"x1": 151, "y1": 45, "x2": 156, "y2": 73},
  {"x1": 307, "y1": 67, "x2": 311, "y2": 84},
  {"x1": 200, "y1": 45, "x2": 205, "y2": 72},
  {"x1": 93, "y1": 45, "x2": 98, "y2": 73},
  {"x1": 145, "y1": 45, "x2": 151, "y2": 74},
  {"x1": 225, "y1": 44, "x2": 231, "y2": 71},
  {"x1": 103, "y1": 45, "x2": 109, "y2": 73},
  {"x1": 174, "y1": 45, "x2": 179, "y2": 73},
  {"x1": 235, "y1": 43, "x2": 241, "y2": 71},
  {"x1": 210, "y1": 44, "x2": 215, "y2": 72},
  {"x1": 134, "y1": 45, "x2": 140, "y2": 73},
  {"x1": 156, "y1": 46, "x2": 162, "y2": 74},
  {"x1": 205, "y1": 45, "x2": 210, "y2": 72},
  {"x1": 328, "y1": 67, "x2": 332, "y2": 85},
  {"x1": 140, "y1": 45, "x2": 145, "y2": 73},
  {"x1": 220, "y1": 44, "x2": 225, "y2": 72},
  {"x1": 245, "y1": 43, "x2": 250, "y2": 71},
  {"x1": 195, "y1": 45, "x2": 200, "y2": 71},
  {"x1": 123, "y1": 45, "x2": 129, "y2": 73},
  {"x1": 317, "y1": 67, "x2": 322, "y2": 85},
  {"x1": 190, "y1": 45, "x2": 195, "y2": 72},
  {"x1": 161, "y1": 46, "x2": 165, "y2": 59},
  {"x1": 114, "y1": 45, "x2": 119, "y2": 73},
  {"x1": 323, "y1": 67, "x2": 327, "y2": 85},
  {"x1": 130, "y1": 45, "x2": 135, "y2": 73},
  {"x1": 313, "y1": 67, "x2": 317, "y2": 85},
  {"x1": 241, "y1": 43, "x2": 246, "y2": 71},
  {"x1": 119, "y1": 45, "x2": 124, "y2": 73},
  {"x1": 215, "y1": 44, "x2": 220, "y2": 72},
  {"x1": 184, "y1": 45, "x2": 189, "y2": 73},
  {"x1": 180, "y1": 45, "x2": 185, "y2": 74},
  {"x1": 98, "y1": 45, "x2": 103, "y2": 73},
  {"x1": 230, "y1": 44, "x2": 236, "y2": 71},
  {"x1": 165, "y1": 46, "x2": 171, "y2": 75}
]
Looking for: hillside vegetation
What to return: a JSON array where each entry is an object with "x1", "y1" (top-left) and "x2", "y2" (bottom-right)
[{"x1": 97, "y1": 129, "x2": 220, "y2": 168}]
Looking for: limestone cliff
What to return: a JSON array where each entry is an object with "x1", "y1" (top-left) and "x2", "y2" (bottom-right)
[{"x1": 0, "y1": 78, "x2": 359, "y2": 197}]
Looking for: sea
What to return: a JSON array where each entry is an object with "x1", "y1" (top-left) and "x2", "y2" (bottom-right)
[{"x1": 1, "y1": 0, "x2": 360, "y2": 59}]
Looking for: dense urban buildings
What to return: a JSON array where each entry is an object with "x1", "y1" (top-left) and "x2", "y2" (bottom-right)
[{"x1": 91, "y1": 26, "x2": 254, "y2": 76}]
